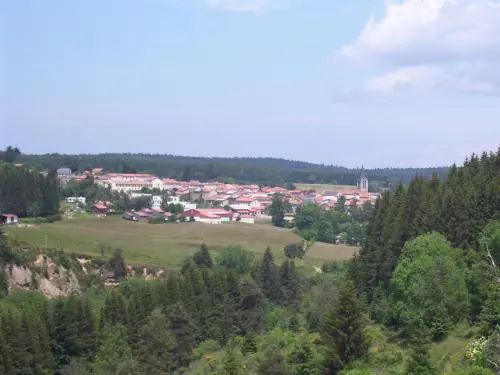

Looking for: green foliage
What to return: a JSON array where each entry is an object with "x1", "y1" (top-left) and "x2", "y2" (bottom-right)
[
  {"x1": 259, "y1": 247, "x2": 281, "y2": 304},
  {"x1": 269, "y1": 193, "x2": 286, "y2": 227},
  {"x1": 321, "y1": 279, "x2": 368, "y2": 374},
  {"x1": 135, "y1": 308, "x2": 176, "y2": 374},
  {"x1": 0, "y1": 162, "x2": 60, "y2": 217},
  {"x1": 193, "y1": 243, "x2": 214, "y2": 268},
  {"x1": 485, "y1": 327, "x2": 500, "y2": 373},
  {"x1": 257, "y1": 349, "x2": 292, "y2": 375},
  {"x1": 107, "y1": 249, "x2": 128, "y2": 281},
  {"x1": 391, "y1": 233, "x2": 469, "y2": 340},
  {"x1": 193, "y1": 339, "x2": 221, "y2": 360},
  {"x1": 216, "y1": 246, "x2": 256, "y2": 274},
  {"x1": 283, "y1": 243, "x2": 305, "y2": 259},
  {"x1": 404, "y1": 337, "x2": 437, "y2": 375},
  {"x1": 93, "y1": 324, "x2": 136, "y2": 374},
  {"x1": 294, "y1": 203, "x2": 369, "y2": 245},
  {"x1": 222, "y1": 346, "x2": 245, "y2": 375}
]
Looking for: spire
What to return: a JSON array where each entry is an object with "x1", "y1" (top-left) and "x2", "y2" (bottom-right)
[
  {"x1": 359, "y1": 166, "x2": 368, "y2": 193},
  {"x1": 360, "y1": 165, "x2": 367, "y2": 179}
]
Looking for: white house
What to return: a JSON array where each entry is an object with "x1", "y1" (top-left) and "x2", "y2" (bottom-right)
[
  {"x1": 0, "y1": 214, "x2": 18, "y2": 225},
  {"x1": 65, "y1": 196, "x2": 87, "y2": 205},
  {"x1": 151, "y1": 195, "x2": 163, "y2": 210}
]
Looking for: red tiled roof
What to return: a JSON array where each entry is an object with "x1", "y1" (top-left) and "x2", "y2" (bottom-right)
[{"x1": 1, "y1": 214, "x2": 17, "y2": 218}]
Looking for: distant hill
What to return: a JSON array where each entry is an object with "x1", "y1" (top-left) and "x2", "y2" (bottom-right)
[{"x1": 19, "y1": 153, "x2": 449, "y2": 190}]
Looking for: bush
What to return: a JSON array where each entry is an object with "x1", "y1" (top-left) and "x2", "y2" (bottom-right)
[
  {"x1": 193, "y1": 339, "x2": 221, "y2": 360},
  {"x1": 284, "y1": 243, "x2": 305, "y2": 259}
]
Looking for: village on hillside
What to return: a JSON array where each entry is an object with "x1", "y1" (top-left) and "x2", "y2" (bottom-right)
[{"x1": 51, "y1": 167, "x2": 381, "y2": 225}]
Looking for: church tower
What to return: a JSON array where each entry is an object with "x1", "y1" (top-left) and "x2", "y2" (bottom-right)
[{"x1": 358, "y1": 167, "x2": 368, "y2": 194}]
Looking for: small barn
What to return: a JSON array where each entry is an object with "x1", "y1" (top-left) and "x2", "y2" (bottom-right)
[
  {"x1": 91, "y1": 203, "x2": 108, "y2": 217},
  {"x1": 0, "y1": 214, "x2": 18, "y2": 225}
]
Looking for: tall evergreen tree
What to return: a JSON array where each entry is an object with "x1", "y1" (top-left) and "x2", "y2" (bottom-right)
[
  {"x1": 279, "y1": 260, "x2": 301, "y2": 308},
  {"x1": 404, "y1": 336, "x2": 437, "y2": 375},
  {"x1": 259, "y1": 247, "x2": 282, "y2": 304},
  {"x1": 238, "y1": 276, "x2": 266, "y2": 335},
  {"x1": 167, "y1": 303, "x2": 197, "y2": 368},
  {"x1": 269, "y1": 193, "x2": 286, "y2": 227},
  {"x1": 136, "y1": 309, "x2": 176, "y2": 374},
  {"x1": 321, "y1": 280, "x2": 368, "y2": 374},
  {"x1": 193, "y1": 243, "x2": 213, "y2": 268}
]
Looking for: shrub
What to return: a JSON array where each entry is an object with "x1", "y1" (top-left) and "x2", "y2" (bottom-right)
[{"x1": 193, "y1": 339, "x2": 221, "y2": 360}]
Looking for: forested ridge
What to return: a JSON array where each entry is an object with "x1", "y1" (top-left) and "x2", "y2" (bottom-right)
[
  {"x1": 18, "y1": 152, "x2": 449, "y2": 187},
  {"x1": 0, "y1": 148, "x2": 499, "y2": 375}
]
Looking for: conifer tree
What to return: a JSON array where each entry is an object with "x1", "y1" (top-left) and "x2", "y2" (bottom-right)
[
  {"x1": 257, "y1": 349, "x2": 292, "y2": 375},
  {"x1": 404, "y1": 336, "x2": 437, "y2": 375},
  {"x1": 238, "y1": 276, "x2": 265, "y2": 335},
  {"x1": 136, "y1": 309, "x2": 176, "y2": 374},
  {"x1": 93, "y1": 324, "x2": 136, "y2": 375},
  {"x1": 321, "y1": 279, "x2": 368, "y2": 374},
  {"x1": 101, "y1": 288, "x2": 129, "y2": 327},
  {"x1": 167, "y1": 302, "x2": 197, "y2": 368},
  {"x1": 279, "y1": 260, "x2": 301, "y2": 308},
  {"x1": 259, "y1": 247, "x2": 281, "y2": 304},
  {"x1": 0, "y1": 307, "x2": 31, "y2": 375},
  {"x1": 242, "y1": 332, "x2": 258, "y2": 356},
  {"x1": 223, "y1": 347, "x2": 244, "y2": 375},
  {"x1": 193, "y1": 243, "x2": 213, "y2": 268}
]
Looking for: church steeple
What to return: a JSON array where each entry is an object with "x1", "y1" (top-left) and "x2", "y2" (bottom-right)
[{"x1": 358, "y1": 166, "x2": 368, "y2": 193}]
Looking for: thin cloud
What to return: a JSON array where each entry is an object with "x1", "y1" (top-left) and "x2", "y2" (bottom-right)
[{"x1": 206, "y1": 0, "x2": 291, "y2": 13}]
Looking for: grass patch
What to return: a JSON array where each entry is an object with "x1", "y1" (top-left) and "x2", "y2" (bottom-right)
[
  {"x1": 296, "y1": 183, "x2": 356, "y2": 193},
  {"x1": 5, "y1": 216, "x2": 357, "y2": 268}
]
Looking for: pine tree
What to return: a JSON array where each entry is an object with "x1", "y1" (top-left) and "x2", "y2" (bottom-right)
[
  {"x1": 238, "y1": 276, "x2": 266, "y2": 335},
  {"x1": 257, "y1": 349, "x2": 292, "y2": 375},
  {"x1": 193, "y1": 243, "x2": 213, "y2": 268},
  {"x1": 93, "y1": 324, "x2": 136, "y2": 375},
  {"x1": 241, "y1": 332, "x2": 258, "y2": 356},
  {"x1": 279, "y1": 260, "x2": 301, "y2": 308},
  {"x1": 135, "y1": 309, "x2": 176, "y2": 374},
  {"x1": 223, "y1": 347, "x2": 243, "y2": 375},
  {"x1": 405, "y1": 336, "x2": 437, "y2": 375},
  {"x1": 321, "y1": 279, "x2": 368, "y2": 374},
  {"x1": 259, "y1": 247, "x2": 282, "y2": 304},
  {"x1": 0, "y1": 307, "x2": 32, "y2": 375},
  {"x1": 167, "y1": 302, "x2": 197, "y2": 368},
  {"x1": 269, "y1": 193, "x2": 286, "y2": 227},
  {"x1": 101, "y1": 288, "x2": 129, "y2": 327}
]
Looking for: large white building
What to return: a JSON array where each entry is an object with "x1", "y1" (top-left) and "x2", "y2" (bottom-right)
[{"x1": 96, "y1": 173, "x2": 164, "y2": 193}]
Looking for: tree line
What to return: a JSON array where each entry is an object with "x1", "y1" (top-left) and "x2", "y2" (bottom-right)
[
  {"x1": 18, "y1": 152, "x2": 448, "y2": 188},
  {"x1": 0, "y1": 162, "x2": 60, "y2": 218}
]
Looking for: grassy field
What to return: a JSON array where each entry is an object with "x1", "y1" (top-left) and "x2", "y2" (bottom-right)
[
  {"x1": 296, "y1": 183, "x2": 356, "y2": 193},
  {"x1": 6, "y1": 216, "x2": 357, "y2": 268}
]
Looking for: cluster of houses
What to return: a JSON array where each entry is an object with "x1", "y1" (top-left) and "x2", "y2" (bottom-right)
[{"x1": 57, "y1": 167, "x2": 379, "y2": 225}]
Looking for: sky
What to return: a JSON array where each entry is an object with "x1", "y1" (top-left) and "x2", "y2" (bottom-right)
[{"x1": 2, "y1": 0, "x2": 500, "y2": 168}]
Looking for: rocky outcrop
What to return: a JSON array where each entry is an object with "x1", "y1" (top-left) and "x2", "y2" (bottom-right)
[{"x1": 3, "y1": 254, "x2": 81, "y2": 298}]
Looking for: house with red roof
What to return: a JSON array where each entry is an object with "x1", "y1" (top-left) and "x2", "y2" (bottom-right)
[
  {"x1": 91, "y1": 203, "x2": 108, "y2": 216},
  {"x1": 182, "y1": 208, "x2": 233, "y2": 224}
]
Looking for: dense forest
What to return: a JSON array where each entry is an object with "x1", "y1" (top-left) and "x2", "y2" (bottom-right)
[
  {"x1": 18, "y1": 152, "x2": 449, "y2": 188},
  {"x1": 0, "y1": 162, "x2": 60, "y2": 218},
  {"x1": 0, "y1": 148, "x2": 499, "y2": 375}
]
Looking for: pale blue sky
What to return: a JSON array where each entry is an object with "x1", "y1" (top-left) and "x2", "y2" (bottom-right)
[{"x1": 2, "y1": 0, "x2": 500, "y2": 168}]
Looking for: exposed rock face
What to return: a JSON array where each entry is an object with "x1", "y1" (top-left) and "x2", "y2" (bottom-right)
[{"x1": 4, "y1": 254, "x2": 81, "y2": 298}]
